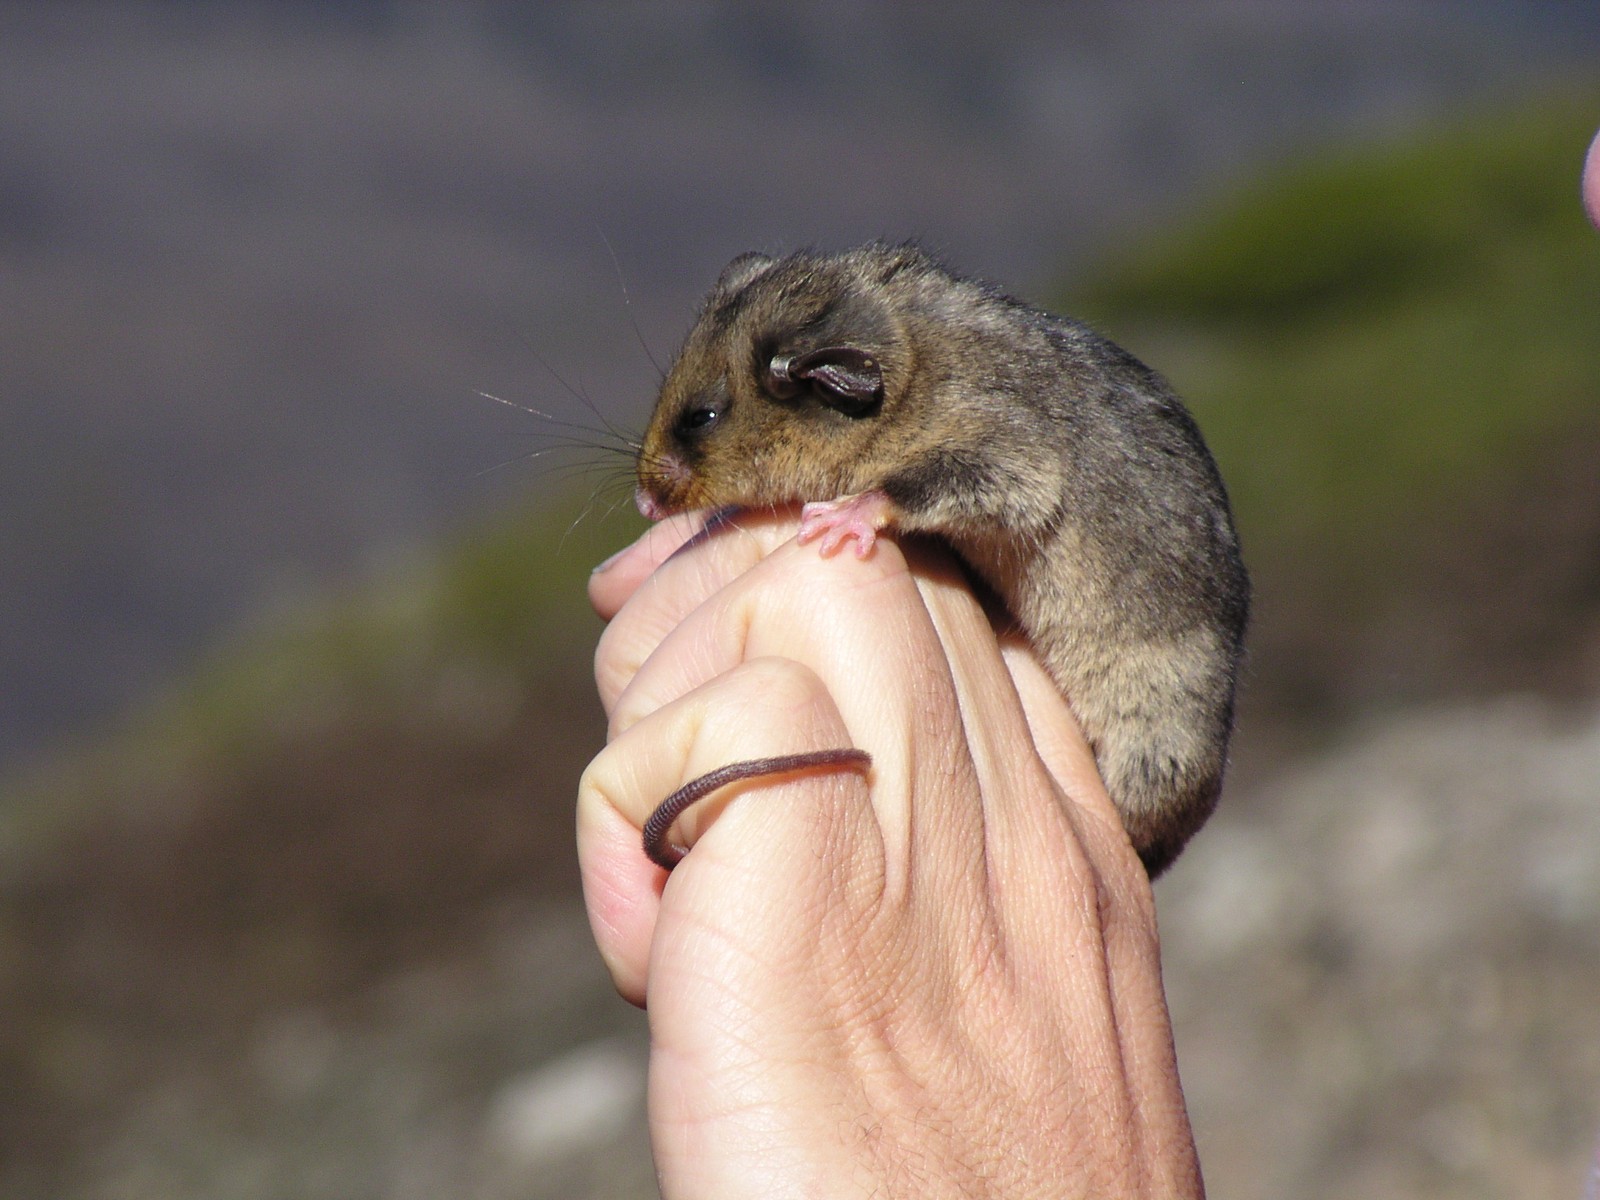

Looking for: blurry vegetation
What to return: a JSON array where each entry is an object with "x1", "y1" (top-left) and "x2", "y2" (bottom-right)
[
  {"x1": 5, "y1": 81, "x2": 1600, "y2": 1198},
  {"x1": 8, "y1": 86, "x2": 1598, "y2": 836},
  {"x1": 166, "y1": 489, "x2": 636, "y2": 754},
  {"x1": 6, "y1": 81, "x2": 1597, "y2": 972},
  {"x1": 5, "y1": 489, "x2": 641, "y2": 871},
  {"x1": 1069, "y1": 86, "x2": 1600, "y2": 715},
  {"x1": 0, "y1": 490, "x2": 641, "y2": 1111},
  {"x1": 0, "y1": 486, "x2": 653, "y2": 1198}
]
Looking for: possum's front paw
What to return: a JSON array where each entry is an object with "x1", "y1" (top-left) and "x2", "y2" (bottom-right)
[{"x1": 797, "y1": 491, "x2": 896, "y2": 559}]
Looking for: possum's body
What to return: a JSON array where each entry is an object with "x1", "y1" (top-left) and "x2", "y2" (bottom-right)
[{"x1": 636, "y1": 243, "x2": 1249, "y2": 876}]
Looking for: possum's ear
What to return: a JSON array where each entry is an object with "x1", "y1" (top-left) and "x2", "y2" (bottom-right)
[
  {"x1": 767, "y1": 346, "x2": 883, "y2": 415},
  {"x1": 714, "y1": 251, "x2": 775, "y2": 295}
]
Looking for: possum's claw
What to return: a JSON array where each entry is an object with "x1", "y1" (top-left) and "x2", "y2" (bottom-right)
[{"x1": 797, "y1": 491, "x2": 895, "y2": 559}]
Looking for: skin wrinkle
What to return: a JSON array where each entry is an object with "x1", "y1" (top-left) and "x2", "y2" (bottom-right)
[
  {"x1": 665, "y1": 921, "x2": 902, "y2": 1196},
  {"x1": 837, "y1": 902, "x2": 966, "y2": 1075},
  {"x1": 580, "y1": 801, "x2": 654, "y2": 969},
  {"x1": 815, "y1": 870, "x2": 894, "y2": 1004},
  {"x1": 650, "y1": 1061, "x2": 816, "y2": 1200},
  {"x1": 911, "y1": 570, "x2": 1014, "y2": 907},
  {"x1": 650, "y1": 928, "x2": 830, "y2": 1107},
  {"x1": 838, "y1": 884, "x2": 1093, "y2": 1198},
  {"x1": 847, "y1": 1044, "x2": 969, "y2": 1191}
]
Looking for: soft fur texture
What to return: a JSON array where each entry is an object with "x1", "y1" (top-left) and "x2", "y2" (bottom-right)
[{"x1": 638, "y1": 243, "x2": 1249, "y2": 876}]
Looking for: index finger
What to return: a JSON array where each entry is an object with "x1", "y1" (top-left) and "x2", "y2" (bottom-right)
[
  {"x1": 1585, "y1": 126, "x2": 1600, "y2": 231},
  {"x1": 587, "y1": 511, "x2": 706, "y2": 621},
  {"x1": 590, "y1": 510, "x2": 813, "y2": 716},
  {"x1": 588, "y1": 507, "x2": 799, "y2": 621}
]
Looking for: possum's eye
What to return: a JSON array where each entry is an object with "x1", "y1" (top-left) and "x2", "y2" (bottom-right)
[{"x1": 674, "y1": 403, "x2": 723, "y2": 440}]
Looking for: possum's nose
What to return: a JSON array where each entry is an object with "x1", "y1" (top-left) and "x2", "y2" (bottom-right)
[
  {"x1": 635, "y1": 444, "x2": 693, "y2": 519},
  {"x1": 635, "y1": 485, "x2": 671, "y2": 521}
]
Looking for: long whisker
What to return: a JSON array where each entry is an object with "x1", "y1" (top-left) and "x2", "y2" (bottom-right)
[
  {"x1": 516, "y1": 346, "x2": 640, "y2": 449},
  {"x1": 472, "y1": 445, "x2": 625, "y2": 482},
  {"x1": 476, "y1": 390, "x2": 638, "y2": 452},
  {"x1": 558, "y1": 474, "x2": 640, "y2": 553},
  {"x1": 597, "y1": 225, "x2": 666, "y2": 381}
]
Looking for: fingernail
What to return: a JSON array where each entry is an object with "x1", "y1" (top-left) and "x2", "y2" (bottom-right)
[{"x1": 591, "y1": 545, "x2": 630, "y2": 575}]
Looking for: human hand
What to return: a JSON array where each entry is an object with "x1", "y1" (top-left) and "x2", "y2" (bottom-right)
[{"x1": 578, "y1": 509, "x2": 1203, "y2": 1199}]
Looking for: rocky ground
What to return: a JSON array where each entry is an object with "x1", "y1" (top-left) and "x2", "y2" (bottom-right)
[
  {"x1": 9, "y1": 692, "x2": 1596, "y2": 1200},
  {"x1": 1164, "y1": 697, "x2": 1600, "y2": 1200}
]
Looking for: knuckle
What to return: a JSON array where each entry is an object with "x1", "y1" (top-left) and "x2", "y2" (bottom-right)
[
  {"x1": 736, "y1": 655, "x2": 829, "y2": 705},
  {"x1": 593, "y1": 614, "x2": 646, "y2": 711},
  {"x1": 576, "y1": 747, "x2": 622, "y2": 815}
]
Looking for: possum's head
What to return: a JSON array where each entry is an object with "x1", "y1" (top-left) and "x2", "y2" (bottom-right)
[{"x1": 635, "y1": 244, "x2": 939, "y2": 519}]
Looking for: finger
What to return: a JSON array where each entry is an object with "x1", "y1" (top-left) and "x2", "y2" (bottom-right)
[
  {"x1": 587, "y1": 511, "x2": 707, "y2": 622},
  {"x1": 592, "y1": 510, "x2": 802, "y2": 715},
  {"x1": 998, "y1": 638, "x2": 1180, "y2": 1172},
  {"x1": 588, "y1": 507, "x2": 800, "y2": 623},
  {"x1": 606, "y1": 534, "x2": 992, "y2": 904},
  {"x1": 576, "y1": 656, "x2": 869, "y2": 1005},
  {"x1": 999, "y1": 640, "x2": 1157, "y2": 944},
  {"x1": 602, "y1": 526, "x2": 906, "y2": 738},
  {"x1": 999, "y1": 643, "x2": 1136, "y2": 871},
  {"x1": 1585, "y1": 126, "x2": 1600, "y2": 231},
  {"x1": 900, "y1": 542, "x2": 1063, "y2": 824}
]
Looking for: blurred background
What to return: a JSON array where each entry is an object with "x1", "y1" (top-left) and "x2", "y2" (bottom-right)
[{"x1": 3, "y1": 2, "x2": 1599, "y2": 1196}]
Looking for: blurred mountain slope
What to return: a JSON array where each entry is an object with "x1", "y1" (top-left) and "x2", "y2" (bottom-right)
[
  {"x1": 5, "y1": 1, "x2": 1597, "y2": 773},
  {"x1": 1072, "y1": 86, "x2": 1600, "y2": 720},
  {"x1": 3, "y1": 70, "x2": 1600, "y2": 1200},
  {"x1": 0, "y1": 493, "x2": 636, "y2": 1196}
]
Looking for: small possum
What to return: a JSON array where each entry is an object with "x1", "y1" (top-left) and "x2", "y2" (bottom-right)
[{"x1": 634, "y1": 242, "x2": 1249, "y2": 878}]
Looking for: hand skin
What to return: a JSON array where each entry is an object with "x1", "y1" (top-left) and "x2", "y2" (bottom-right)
[
  {"x1": 577, "y1": 509, "x2": 1204, "y2": 1199},
  {"x1": 1586, "y1": 126, "x2": 1600, "y2": 231}
]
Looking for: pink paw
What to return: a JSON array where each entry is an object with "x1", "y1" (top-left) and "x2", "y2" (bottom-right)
[{"x1": 797, "y1": 491, "x2": 894, "y2": 559}]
